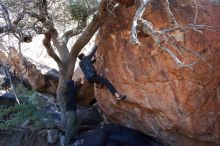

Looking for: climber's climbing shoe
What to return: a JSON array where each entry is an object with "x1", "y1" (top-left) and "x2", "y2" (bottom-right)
[{"x1": 116, "y1": 95, "x2": 127, "y2": 101}]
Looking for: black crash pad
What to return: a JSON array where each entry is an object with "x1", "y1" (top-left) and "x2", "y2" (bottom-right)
[{"x1": 71, "y1": 123, "x2": 164, "y2": 146}]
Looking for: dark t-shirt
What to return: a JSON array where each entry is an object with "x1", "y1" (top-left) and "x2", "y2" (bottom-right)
[
  {"x1": 79, "y1": 57, "x2": 97, "y2": 80},
  {"x1": 79, "y1": 45, "x2": 98, "y2": 80},
  {"x1": 65, "y1": 80, "x2": 80, "y2": 112}
]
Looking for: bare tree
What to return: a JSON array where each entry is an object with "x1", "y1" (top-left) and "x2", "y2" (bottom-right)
[
  {"x1": 39, "y1": 0, "x2": 119, "y2": 126},
  {"x1": 130, "y1": 0, "x2": 213, "y2": 68}
]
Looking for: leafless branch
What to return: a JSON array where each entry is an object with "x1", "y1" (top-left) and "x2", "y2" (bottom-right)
[
  {"x1": 192, "y1": 0, "x2": 198, "y2": 24},
  {"x1": 38, "y1": 0, "x2": 49, "y2": 17},
  {"x1": 25, "y1": 12, "x2": 44, "y2": 21},
  {"x1": 0, "y1": 26, "x2": 10, "y2": 34},
  {"x1": 137, "y1": 19, "x2": 210, "y2": 68},
  {"x1": 130, "y1": 0, "x2": 213, "y2": 68},
  {"x1": 0, "y1": 3, "x2": 12, "y2": 29},
  {"x1": 2, "y1": 61, "x2": 20, "y2": 105},
  {"x1": 175, "y1": 43, "x2": 212, "y2": 68},
  {"x1": 13, "y1": 10, "x2": 25, "y2": 25},
  {"x1": 162, "y1": 0, "x2": 180, "y2": 28},
  {"x1": 131, "y1": 0, "x2": 150, "y2": 44},
  {"x1": 61, "y1": 28, "x2": 83, "y2": 44},
  {"x1": 131, "y1": 0, "x2": 186, "y2": 45},
  {"x1": 0, "y1": 3, "x2": 15, "y2": 36},
  {"x1": 42, "y1": 30, "x2": 62, "y2": 65}
]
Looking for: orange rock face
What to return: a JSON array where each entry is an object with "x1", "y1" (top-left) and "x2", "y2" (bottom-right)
[
  {"x1": 72, "y1": 66, "x2": 95, "y2": 106},
  {"x1": 6, "y1": 48, "x2": 58, "y2": 95},
  {"x1": 95, "y1": 0, "x2": 220, "y2": 146}
]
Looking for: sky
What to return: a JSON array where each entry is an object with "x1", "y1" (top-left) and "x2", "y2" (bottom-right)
[{"x1": 1, "y1": 33, "x2": 96, "y2": 71}]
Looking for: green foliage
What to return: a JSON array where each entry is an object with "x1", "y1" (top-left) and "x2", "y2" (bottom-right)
[
  {"x1": 68, "y1": 0, "x2": 99, "y2": 22},
  {"x1": 0, "y1": 84, "x2": 55, "y2": 130},
  {"x1": 14, "y1": 84, "x2": 41, "y2": 106},
  {"x1": 15, "y1": 84, "x2": 35, "y2": 101}
]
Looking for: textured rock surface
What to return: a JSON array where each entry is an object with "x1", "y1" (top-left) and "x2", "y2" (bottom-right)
[
  {"x1": 0, "y1": 51, "x2": 7, "y2": 62},
  {"x1": 76, "y1": 105, "x2": 103, "y2": 126},
  {"x1": 0, "y1": 48, "x2": 59, "y2": 94},
  {"x1": 0, "y1": 91, "x2": 16, "y2": 106},
  {"x1": 95, "y1": 0, "x2": 220, "y2": 146},
  {"x1": 72, "y1": 66, "x2": 95, "y2": 106}
]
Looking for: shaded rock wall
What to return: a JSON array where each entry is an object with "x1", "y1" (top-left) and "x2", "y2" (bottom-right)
[
  {"x1": 0, "y1": 48, "x2": 94, "y2": 105},
  {"x1": 95, "y1": 0, "x2": 220, "y2": 146},
  {"x1": 0, "y1": 48, "x2": 58, "y2": 95},
  {"x1": 72, "y1": 66, "x2": 95, "y2": 106}
]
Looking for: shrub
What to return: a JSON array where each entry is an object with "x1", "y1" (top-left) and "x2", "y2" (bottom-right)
[
  {"x1": 0, "y1": 84, "x2": 55, "y2": 130},
  {"x1": 68, "y1": 0, "x2": 99, "y2": 22}
]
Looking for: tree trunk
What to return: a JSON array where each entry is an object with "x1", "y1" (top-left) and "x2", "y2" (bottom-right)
[
  {"x1": 56, "y1": 62, "x2": 75, "y2": 128},
  {"x1": 39, "y1": 0, "x2": 118, "y2": 128}
]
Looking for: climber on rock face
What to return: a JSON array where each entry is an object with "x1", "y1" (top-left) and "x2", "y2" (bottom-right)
[
  {"x1": 78, "y1": 44, "x2": 126, "y2": 101},
  {"x1": 63, "y1": 79, "x2": 82, "y2": 146}
]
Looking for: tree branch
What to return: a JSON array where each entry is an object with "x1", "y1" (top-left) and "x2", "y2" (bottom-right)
[
  {"x1": 42, "y1": 29, "x2": 62, "y2": 65},
  {"x1": 0, "y1": 3, "x2": 15, "y2": 36},
  {"x1": 192, "y1": 0, "x2": 198, "y2": 24},
  {"x1": 162, "y1": 0, "x2": 180, "y2": 28},
  {"x1": 0, "y1": 26, "x2": 10, "y2": 34},
  {"x1": 130, "y1": 0, "x2": 212, "y2": 68},
  {"x1": 13, "y1": 10, "x2": 25, "y2": 25},
  {"x1": 131, "y1": 0, "x2": 150, "y2": 44},
  {"x1": 0, "y1": 3, "x2": 12, "y2": 29},
  {"x1": 61, "y1": 27, "x2": 83, "y2": 44},
  {"x1": 49, "y1": 28, "x2": 71, "y2": 63},
  {"x1": 137, "y1": 19, "x2": 210, "y2": 68},
  {"x1": 29, "y1": 0, "x2": 68, "y2": 63},
  {"x1": 0, "y1": 3, "x2": 31, "y2": 42},
  {"x1": 25, "y1": 12, "x2": 45, "y2": 21},
  {"x1": 69, "y1": 0, "x2": 117, "y2": 61},
  {"x1": 37, "y1": 0, "x2": 49, "y2": 17}
]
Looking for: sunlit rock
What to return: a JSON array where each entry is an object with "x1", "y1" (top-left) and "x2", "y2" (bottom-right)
[{"x1": 95, "y1": 0, "x2": 220, "y2": 145}]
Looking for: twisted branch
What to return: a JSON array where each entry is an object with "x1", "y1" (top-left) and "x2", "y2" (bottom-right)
[
  {"x1": 42, "y1": 30, "x2": 62, "y2": 65},
  {"x1": 137, "y1": 19, "x2": 210, "y2": 68},
  {"x1": 61, "y1": 27, "x2": 84, "y2": 44},
  {"x1": 131, "y1": 0, "x2": 150, "y2": 44},
  {"x1": 131, "y1": 0, "x2": 212, "y2": 68}
]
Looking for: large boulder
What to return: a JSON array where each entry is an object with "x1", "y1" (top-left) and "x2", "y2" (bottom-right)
[
  {"x1": 1, "y1": 48, "x2": 59, "y2": 95},
  {"x1": 76, "y1": 105, "x2": 103, "y2": 127},
  {"x1": 72, "y1": 66, "x2": 95, "y2": 106},
  {"x1": 95, "y1": 0, "x2": 220, "y2": 146}
]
